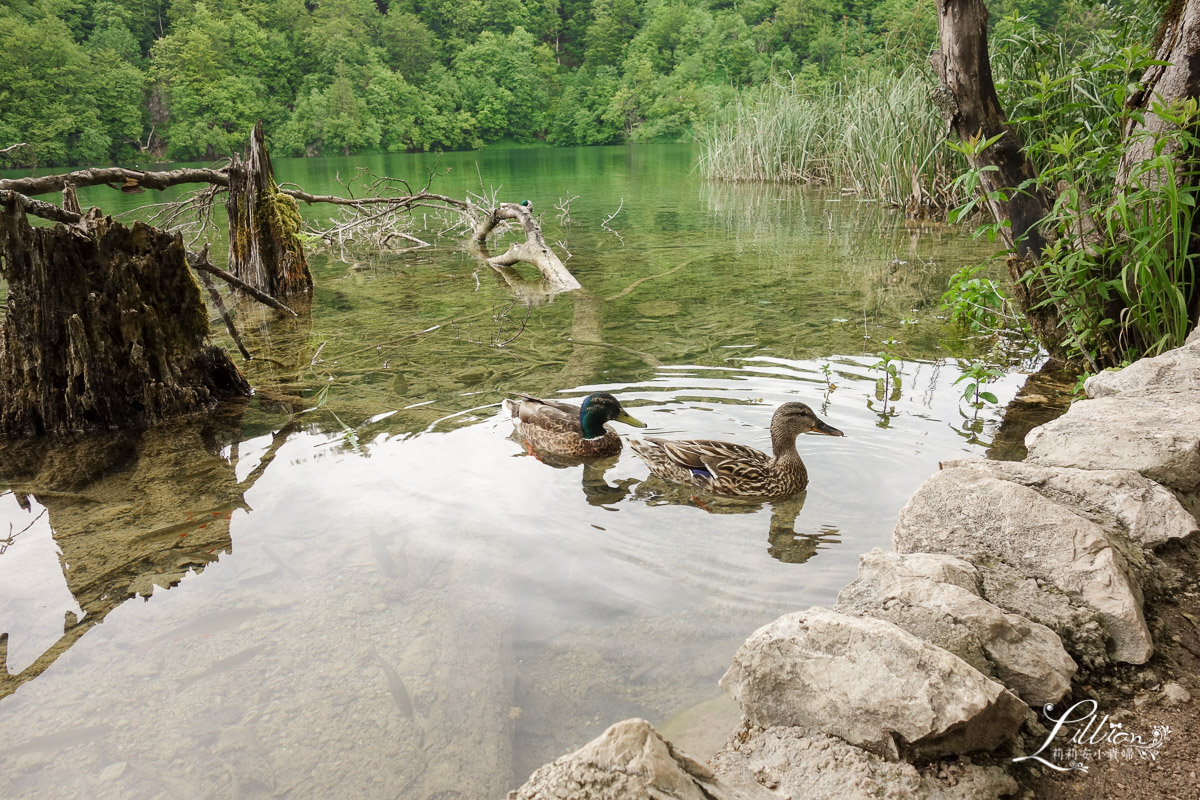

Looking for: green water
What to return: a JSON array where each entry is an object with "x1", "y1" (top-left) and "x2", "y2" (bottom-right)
[{"x1": 0, "y1": 145, "x2": 1025, "y2": 798}]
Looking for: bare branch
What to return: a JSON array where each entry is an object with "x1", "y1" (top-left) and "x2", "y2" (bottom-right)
[
  {"x1": 195, "y1": 244, "x2": 253, "y2": 361},
  {"x1": 469, "y1": 201, "x2": 580, "y2": 290},
  {"x1": 185, "y1": 251, "x2": 299, "y2": 318}
]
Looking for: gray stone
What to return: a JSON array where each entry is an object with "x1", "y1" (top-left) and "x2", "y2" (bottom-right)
[
  {"x1": 1086, "y1": 342, "x2": 1200, "y2": 398},
  {"x1": 712, "y1": 726, "x2": 1017, "y2": 800},
  {"x1": 893, "y1": 467, "x2": 1152, "y2": 664},
  {"x1": 835, "y1": 549, "x2": 1076, "y2": 707},
  {"x1": 507, "y1": 718, "x2": 779, "y2": 800},
  {"x1": 1025, "y1": 388, "x2": 1200, "y2": 497},
  {"x1": 974, "y1": 559, "x2": 1109, "y2": 670},
  {"x1": 1162, "y1": 681, "x2": 1192, "y2": 706},
  {"x1": 719, "y1": 607, "x2": 1027, "y2": 759},
  {"x1": 942, "y1": 459, "x2": 1197, "y2": 551}
]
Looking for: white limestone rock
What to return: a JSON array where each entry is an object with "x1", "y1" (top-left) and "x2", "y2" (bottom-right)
[
  {"x1": 712, "y1": 726, "x2": 1017, "y2": 800},
  {"x1": 1086, "y1": 341, "x2": 1200, "y2": 398},
  {"x1": 893, "y1": 467, "x2": 1152, "y2": 664},
  {"x1": 972, "y1": 558, "x2": 1109, "y2": 670},
  {"x1": 835, "y1": 549, "x2": 1076, "y2": 706},
  {"x1": 942, "y1": 458, "x2": 1197, "y2": 551},
  {"x1": 719, "y1": 607, "x2": 1026, "y2": 760},
  {"x1": 1025, "y1": 388, "x2": 1200, "y2": 498},
  {"x1": 507, "y1": 718, "x2": 779, "y2": 800}
]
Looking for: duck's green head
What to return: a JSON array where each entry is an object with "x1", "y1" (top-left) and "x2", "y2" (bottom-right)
[{"x1": 579, "y1": 392, "x2": 646, "y2": 439}]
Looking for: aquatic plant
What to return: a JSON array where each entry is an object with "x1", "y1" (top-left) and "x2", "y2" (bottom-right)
[{"x1": 695, "y1": 67, "x2": 966, "y2": 212}]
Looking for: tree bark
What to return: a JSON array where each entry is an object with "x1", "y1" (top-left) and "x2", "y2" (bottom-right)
[
  {"x1": 1116, "y1": 0, "x2": 1200, "y2": 329},
  {"x1": 225, "y1": 121, "x2": 312, "y2": 297},
  {"x1": 933, "y1": 0, "x2": 1063, "y2": 351},
  {"x1": 0, "y1": 200, "x2": 250, "y2": 435},
  {"x1": 1118, "y1": 0, "x2": 1200, "y2": 185}
]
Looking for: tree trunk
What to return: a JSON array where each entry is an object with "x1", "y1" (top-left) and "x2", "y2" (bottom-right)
[
  {"x1": 932, "y1": 0, "x2": 1063, "y2": 352},
  {"x1": 226, "y1": 121, "x2": 312, "y2": 297},
  {"x1": 0, "y1": 201, "x2": 250, "y2": 436},
  {"x1": 1116, "y1": 0, "x2": 1200, "y2": 329}
]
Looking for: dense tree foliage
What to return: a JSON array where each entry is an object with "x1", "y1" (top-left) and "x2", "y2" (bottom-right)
[{"x1": 0, "y1": 0, "x2": 1132, "y2": 165}]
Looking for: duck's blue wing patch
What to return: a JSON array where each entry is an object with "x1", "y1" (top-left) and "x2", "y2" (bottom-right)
[{"x1": 689, "y1": 467, "x2": 712, "y2": 479}]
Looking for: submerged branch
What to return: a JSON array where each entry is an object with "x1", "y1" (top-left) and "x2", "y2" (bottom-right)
[{"x1": 185, "y1": 250, "x2": 299, "y2": 318}]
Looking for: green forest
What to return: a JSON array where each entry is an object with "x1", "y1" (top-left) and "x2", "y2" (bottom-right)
[{"x1": 0, "y1": 0, "x2": 1120, "y2": 166}]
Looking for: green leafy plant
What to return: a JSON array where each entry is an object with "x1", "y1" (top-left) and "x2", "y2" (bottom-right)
[
  {"x1": 944, "y1": 17, "x2": 1197, "y2": 372},
  {"x1": 954, "y1": 360, "x2": 1003, "y2": 413},
  {"x1": 941, "y1": 262, "x2": 1024, "y2": 335},
  {"x1": 871, "y1": 337, "x2": 902, "y2": 403}
]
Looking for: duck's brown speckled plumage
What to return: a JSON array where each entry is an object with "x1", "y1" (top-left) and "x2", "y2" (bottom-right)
[
  {"x1": 631, "y1": 402, "x2": 843, "y2": 497},
  {"x1": 504, "y1": 392, "x2": 644, "y2": 459}
]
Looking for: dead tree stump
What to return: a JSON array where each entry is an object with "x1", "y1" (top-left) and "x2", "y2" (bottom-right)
[
  {"x1": 0, "y1": 198, "x2": 250, "y2": 435},
  {"x1": 226, "y1": 120, "x2": 312, "y2": 298}
]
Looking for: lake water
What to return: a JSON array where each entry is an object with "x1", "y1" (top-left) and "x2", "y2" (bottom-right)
[{"x1": 0, "y1": 145, "x2": 1030, "y2": 798}]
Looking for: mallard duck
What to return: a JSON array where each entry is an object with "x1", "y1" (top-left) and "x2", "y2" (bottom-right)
[
  {"x1": 504, "y1": 392, "x2": 646, "y2": 458},
  {"x1": 630, "y1": 402, "x2": 843, "y2": 497}
]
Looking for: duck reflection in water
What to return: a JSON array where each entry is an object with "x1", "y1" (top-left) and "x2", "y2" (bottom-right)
[
  {"x1": 507, "y1": 437, "x2": 841, "y2": 564},
  {"x1": 628, "y1": 477, "x2": 842, "y2": 564}
]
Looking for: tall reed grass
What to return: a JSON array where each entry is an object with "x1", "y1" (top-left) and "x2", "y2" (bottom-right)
[{"x1": 695, "y1": 68, "x2": 965, "y2": 213}]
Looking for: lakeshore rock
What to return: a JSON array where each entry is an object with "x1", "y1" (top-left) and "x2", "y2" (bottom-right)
[
  {"x1": 835, "y1": 549, "x2": 1076, "y2": 706},
  {"x1": 507, "y1": 718, "x2": 778, "y2": 800},
  {"x1": 1085, "y1": 341, "x2": 1200, "y2": 397},
  {"x1": 712, "y1": 726, "x2": 1017, "y2": 800},
  {"x1": 893, "y1": 467, "x2": 1152, "y2": 663},
  {"x1": 941, "y1": 459, "x2": 1197, "y2": 552},
  {"x1": 719, "y1": 607, "x2": 1026, "y2": 759},
  {"x1": 973, "y1": 558, "x2": 1109, "y2": 670},
  {"x1": 1025, "y1": 388, "x2": 1200, "y2": 499}
]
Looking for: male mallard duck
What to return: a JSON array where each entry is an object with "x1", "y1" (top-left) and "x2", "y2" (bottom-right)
[
  {"x1": 630, "y1": 402, "x2": 843, "y2": 497},
  {"x1": 504, "y1": 392, "x2": 646, "y2": 458}
]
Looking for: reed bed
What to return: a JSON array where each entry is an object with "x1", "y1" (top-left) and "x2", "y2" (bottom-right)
[{"x1": 696, "y1": 68, "x2": 965, "y2": 213}]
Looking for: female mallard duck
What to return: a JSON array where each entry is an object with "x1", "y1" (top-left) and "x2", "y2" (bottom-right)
[
  {"x1": 504, "y1": 392, "x2": 646, "y2": 458},
  {"x1": 630, "y1": 402, "x2": 843, "y2": 497}
]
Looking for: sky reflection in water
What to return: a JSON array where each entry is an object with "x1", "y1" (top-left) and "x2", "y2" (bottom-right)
[{"x1": 0, "y1": 144, "x2": 1026, "y2": 799}]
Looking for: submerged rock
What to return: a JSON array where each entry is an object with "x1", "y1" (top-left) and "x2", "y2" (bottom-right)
[
  {"x1": 835, "y1": 549, "x2": 1076, "y2": 706},
  {"x1": 893, "y1": 467, "x2": 1152, "y2": 664},
  {"x1": 712, "y1": 726, "x2": 1017, "y2": 800},
  {"x1": 507, "y1": 718, "x2": 777, "y2": 800},
  {"x1": 719, "y1": 607, "x2": 1026, "y2": 760},
  {"x1": 1025, "y1": 388, "x2": 1200, "y2": 500},
  {"x1": 1086, "y1": 341, "x2": 1200, "y2": 397}
]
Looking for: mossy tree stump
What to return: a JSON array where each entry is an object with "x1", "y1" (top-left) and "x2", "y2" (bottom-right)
[
  {"x1": 0, "y1": 198, "x2": 250, "y2": 436},
  {"x1": 226, "y1": 120, "x2": 312, "y2": 297}
]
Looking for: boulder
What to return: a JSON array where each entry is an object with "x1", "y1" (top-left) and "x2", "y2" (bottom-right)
[
  {"x1": 973, "y1": 558, "x2": 1109, "y2": 670},
  {"x1": 719, "y1": 607, "x2": 1026, "y2": 760},
  {"x1": 942, "y1": 458, "x2": 1197, "y2": 551},
  {"x1": 712, "y1": 726, "x2": 1017, "y2": 800},
  {"x1": 893, "y1": 467, "x2": 1152, "y2": 663},
  {"x1": 507, "y1": 718, "x2": 778, "y2": 800},
  {"x1": 835, "y1": 549, "x2": 1076, "y2": 706},
  {"x1": 1025, "y1": 388, "x2": 1200, "y2": 498},
  {"x1": 1086, "y1": 342, "x2": 1200, "y2": 398}
]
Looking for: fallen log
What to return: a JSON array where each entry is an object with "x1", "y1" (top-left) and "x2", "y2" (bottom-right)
[{"x1": 470, "y1": 201, "x2": 581, "y2": 291}]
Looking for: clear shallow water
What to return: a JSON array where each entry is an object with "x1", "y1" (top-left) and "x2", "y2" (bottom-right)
[{"x1": 0, "y1": 145, "x2": 1026, "y2": 798}]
